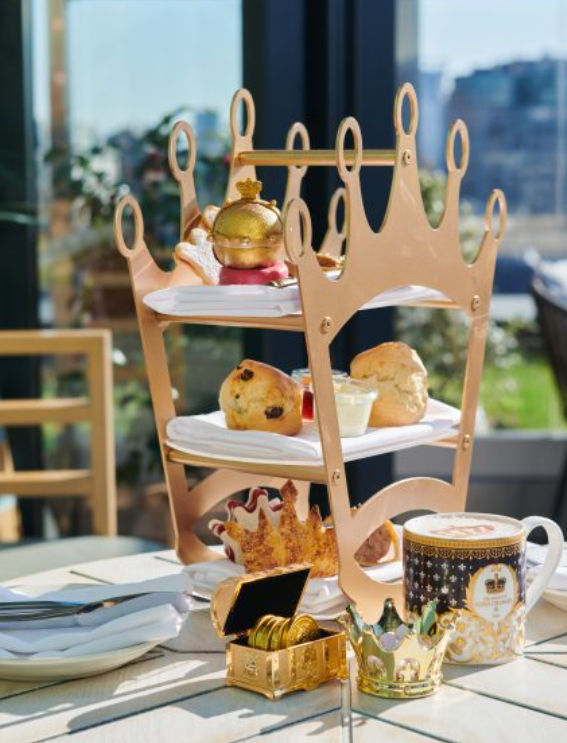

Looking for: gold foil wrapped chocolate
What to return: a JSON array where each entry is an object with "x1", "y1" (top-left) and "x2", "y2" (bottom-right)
[
  {"x1": 248, "y1": 613, "x2": 320, "y2": 651},
  {"x1": 210, "y1": 179, "x2": 284, "y2": 268}
]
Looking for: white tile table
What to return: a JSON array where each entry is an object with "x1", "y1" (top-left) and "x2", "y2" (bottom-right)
[{"x1": 2, "y1": 550, "x2": 567, "y2": 743}]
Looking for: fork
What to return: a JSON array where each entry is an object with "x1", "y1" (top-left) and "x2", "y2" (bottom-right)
[{"x1": 0, "y1": 593, "x2": 149, "y2": 622}]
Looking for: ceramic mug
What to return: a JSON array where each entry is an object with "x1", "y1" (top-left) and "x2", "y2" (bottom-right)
[{"x1": 403, "y1": 512, "x2": 563, "y2": 664}]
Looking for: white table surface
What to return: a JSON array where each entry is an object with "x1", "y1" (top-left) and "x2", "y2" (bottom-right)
[{"x1": 2, "y1": 550, "x2": 567, "y2": 743}]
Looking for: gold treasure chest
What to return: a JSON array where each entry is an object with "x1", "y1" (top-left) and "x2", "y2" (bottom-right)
[{"x1": 210, "y1": 564, "x2": 347, "y2": 700}]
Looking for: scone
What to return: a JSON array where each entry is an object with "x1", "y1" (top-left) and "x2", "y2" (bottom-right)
[
  {"x1": 324, "y1": 511, "x2": 399, "y2": 566},
  {"x1": 354, "y1": 519, "x2": 399, "y2": 566},
  {"x1": 350, "y1": 341, "x2": 428, "y2": 426},
  {"x1": 219, "y1": 359, "x2": 302, "y2": 435}
]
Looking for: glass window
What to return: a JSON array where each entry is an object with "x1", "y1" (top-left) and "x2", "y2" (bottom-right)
[
  {"x1": 409, "y1": 0, "x2": 567, "y2": 432},
  {"x1": 32, "y1": 0, "x2": 242, "y2": 536}
]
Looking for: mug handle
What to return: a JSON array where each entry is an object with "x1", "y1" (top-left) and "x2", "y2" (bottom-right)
[{"x1": 522, "y1": 516, "x2": 564, "y2": 613}]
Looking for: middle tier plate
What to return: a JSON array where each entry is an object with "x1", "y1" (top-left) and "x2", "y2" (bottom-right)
[{"x1": 166, "y1": 399, "x2": 460, "y2": 472}]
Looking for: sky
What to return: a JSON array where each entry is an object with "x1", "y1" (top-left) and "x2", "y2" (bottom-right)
[
  {"x1": 32, "y1": 0, "x2": 567, "y2": 145},
  {"x1": 33, "y1": 0, "x2": 242, "y2": 144},
  {"x1": 420, "y1": 0, "x2": 567, "y2": 77}
]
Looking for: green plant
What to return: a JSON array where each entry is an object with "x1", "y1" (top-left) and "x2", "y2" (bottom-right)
[
  {"x1": 46, "y1": 109, "x2": 230, "y2": 250},
  {"x1": 43, "y1": 110, "x2": 235, "y2": 487}
]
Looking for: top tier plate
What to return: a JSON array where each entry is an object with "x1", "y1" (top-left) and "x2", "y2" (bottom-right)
[{"x1": 143, "y1": 282, "x2": 449, "y2": 319}]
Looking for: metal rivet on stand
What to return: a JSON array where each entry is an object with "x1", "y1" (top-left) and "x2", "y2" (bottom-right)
[{"x1": 320, "y1": 317, "x2": 333, "y2": 334}]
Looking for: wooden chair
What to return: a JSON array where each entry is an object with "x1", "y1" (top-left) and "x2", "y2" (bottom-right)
[
  {"x1": 0, "y1": 329, "x2": 116, "y2": 536},
  {"x1": 532, "y1": 277, "x2": 567, "y2": 523}
]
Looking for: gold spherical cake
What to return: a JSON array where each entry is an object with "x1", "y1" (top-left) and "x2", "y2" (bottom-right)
[{"x1": 211, "y1": 179, "x2": 284, "y2": 268}]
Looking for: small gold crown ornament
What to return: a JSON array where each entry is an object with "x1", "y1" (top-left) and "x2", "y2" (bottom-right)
[
  {"x1": 236, "y1": 178, "x2": 264, "y2": 200},
  {"x1": 340, "y1": 599, "x2": 458, "y2": 699},
  {"x1": 210, "y1": 179, "x2": 284, "y2": 269}
]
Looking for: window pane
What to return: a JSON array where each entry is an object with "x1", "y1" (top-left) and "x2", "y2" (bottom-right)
[
  {"x1": 32, "y1": 0, "x2": 243, "y2": 536},
  {"x1": 414, "y1": 0, "x2": 567, "y2": 432}
]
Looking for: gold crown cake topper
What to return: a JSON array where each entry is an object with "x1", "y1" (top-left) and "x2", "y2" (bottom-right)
[
  {"x1": 340, "y1": 598, "x2": 457, "y2": 698},
  {"x1": 236, "y1": 178, "x2": 263, "y2": 200}
]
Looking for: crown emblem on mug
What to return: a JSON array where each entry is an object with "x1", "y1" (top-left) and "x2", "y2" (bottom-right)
[{"x1": 485, "y1": 571, "x2": 507, "y2": 595}]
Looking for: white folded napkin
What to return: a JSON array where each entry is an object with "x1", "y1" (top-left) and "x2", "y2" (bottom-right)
[
  {"x1": 146, "y1": 284, "x2": 301, "y2": 317},
  {"x1": 186, "y1": 558, "x2": 403, "y2": 617},
  {"x1": 144, "y1": 283, "x2": 446, "y2": 319},
  {"x1": 527, "y1": 541, "x2": 567, "y2": 592},
  {"x1": 0, "y1": 574, "x2": 192, "y2": 659},
  {"x1": 166, "y1": 399, "x2": 460, "y2": 465}
]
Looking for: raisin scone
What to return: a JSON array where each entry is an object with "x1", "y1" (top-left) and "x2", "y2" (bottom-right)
[
  {"x1": 219, "y1": 359, "x2": 302, "y2": 435},
  {"x1": 350, "y1": 341, "x2": 428, "y2": 426}
]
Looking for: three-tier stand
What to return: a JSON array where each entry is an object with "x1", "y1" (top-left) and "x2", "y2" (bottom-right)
[{"x1": 113, "y1": 83, "x2": 506, "y2": 622}]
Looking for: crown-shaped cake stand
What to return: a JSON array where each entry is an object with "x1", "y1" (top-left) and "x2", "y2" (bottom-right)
[{"x1": 114, "y1": 84, "x2": 506, "y2": 622}]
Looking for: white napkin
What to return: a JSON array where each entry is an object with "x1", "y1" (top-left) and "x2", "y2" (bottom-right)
[
  {"x1": 144, "y1": 283, "x2": 446, "y2": 319},
  {"x1": 526, "y1": 541, "x2": 567, "y2": 592},
  {"x1": 166, "y1": 399, "x2": 460, "y2": 465},
  {"x1": 145, "y1": 284, "x2": 301, "y2": 317},
  {"x1": 0, "y1": 575, "x2": 192, "y2": 659},
  {"x1": 186, "y1": 559, "x2": 403, "y2": 617}
]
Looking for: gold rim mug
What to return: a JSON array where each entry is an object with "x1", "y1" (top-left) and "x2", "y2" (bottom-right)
[{"x1": 403, "y1": 513, "x2": 563, "y2": 665}]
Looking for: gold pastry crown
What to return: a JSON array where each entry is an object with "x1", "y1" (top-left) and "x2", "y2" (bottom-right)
[{"x1": 216, "y1": 481, "x2": 339, "y2": 578}]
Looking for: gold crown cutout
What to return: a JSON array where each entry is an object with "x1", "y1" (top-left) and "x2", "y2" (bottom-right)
[{"x1": 114, "y1": 85, "x2": 507, "y2": 623}]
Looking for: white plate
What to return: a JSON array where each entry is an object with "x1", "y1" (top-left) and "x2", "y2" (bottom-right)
[
  {"x1": 543, "y1": 588, "x2": 567, "y2": 613},
  {"x1": 167, "y1": 399, "x2": 460, "y2": 467},
  {"x1": 0, "y1": 641, "x2": 160, "y2": 682},
  {"x1": 144, "y1": 282, "x2": 446, "y2": 318}
]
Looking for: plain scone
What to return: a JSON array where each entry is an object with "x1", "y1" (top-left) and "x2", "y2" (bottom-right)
[
  {"x1": 350, "y1": 341, "x2": 428, "y2": 426},
  {"x1": 219, "y1": 359, "x2": 302, "y2": 435}
]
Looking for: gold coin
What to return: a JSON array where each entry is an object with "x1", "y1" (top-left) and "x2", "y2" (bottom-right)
[
  {"x1": 248, "y1": 614, "x2": 277, "y2": 647},
  {"x1": 262, "y1": 617, "x2": 283, "y2": 651},
  {"x1": 275, "y1": 617, "x2": 293, "y2": 650},
  {"x1": 253, "y1": 614, "x2": 279, "y2": 646},
  {"x1": 279, "y1": 617, "x2": 293, "y2": 648},
  {"x1": 286, "y1": 614, "x2": 320, "y2": 647},
  {"x1": 257, "y1": 616, "x2": 282, "y2": 650},
  {"x1": 269, "y1": 617, "x2": 292, "y2": 651},
  {"x1": 254, "y1": 616, "x2": 281, "y2": 650}
]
